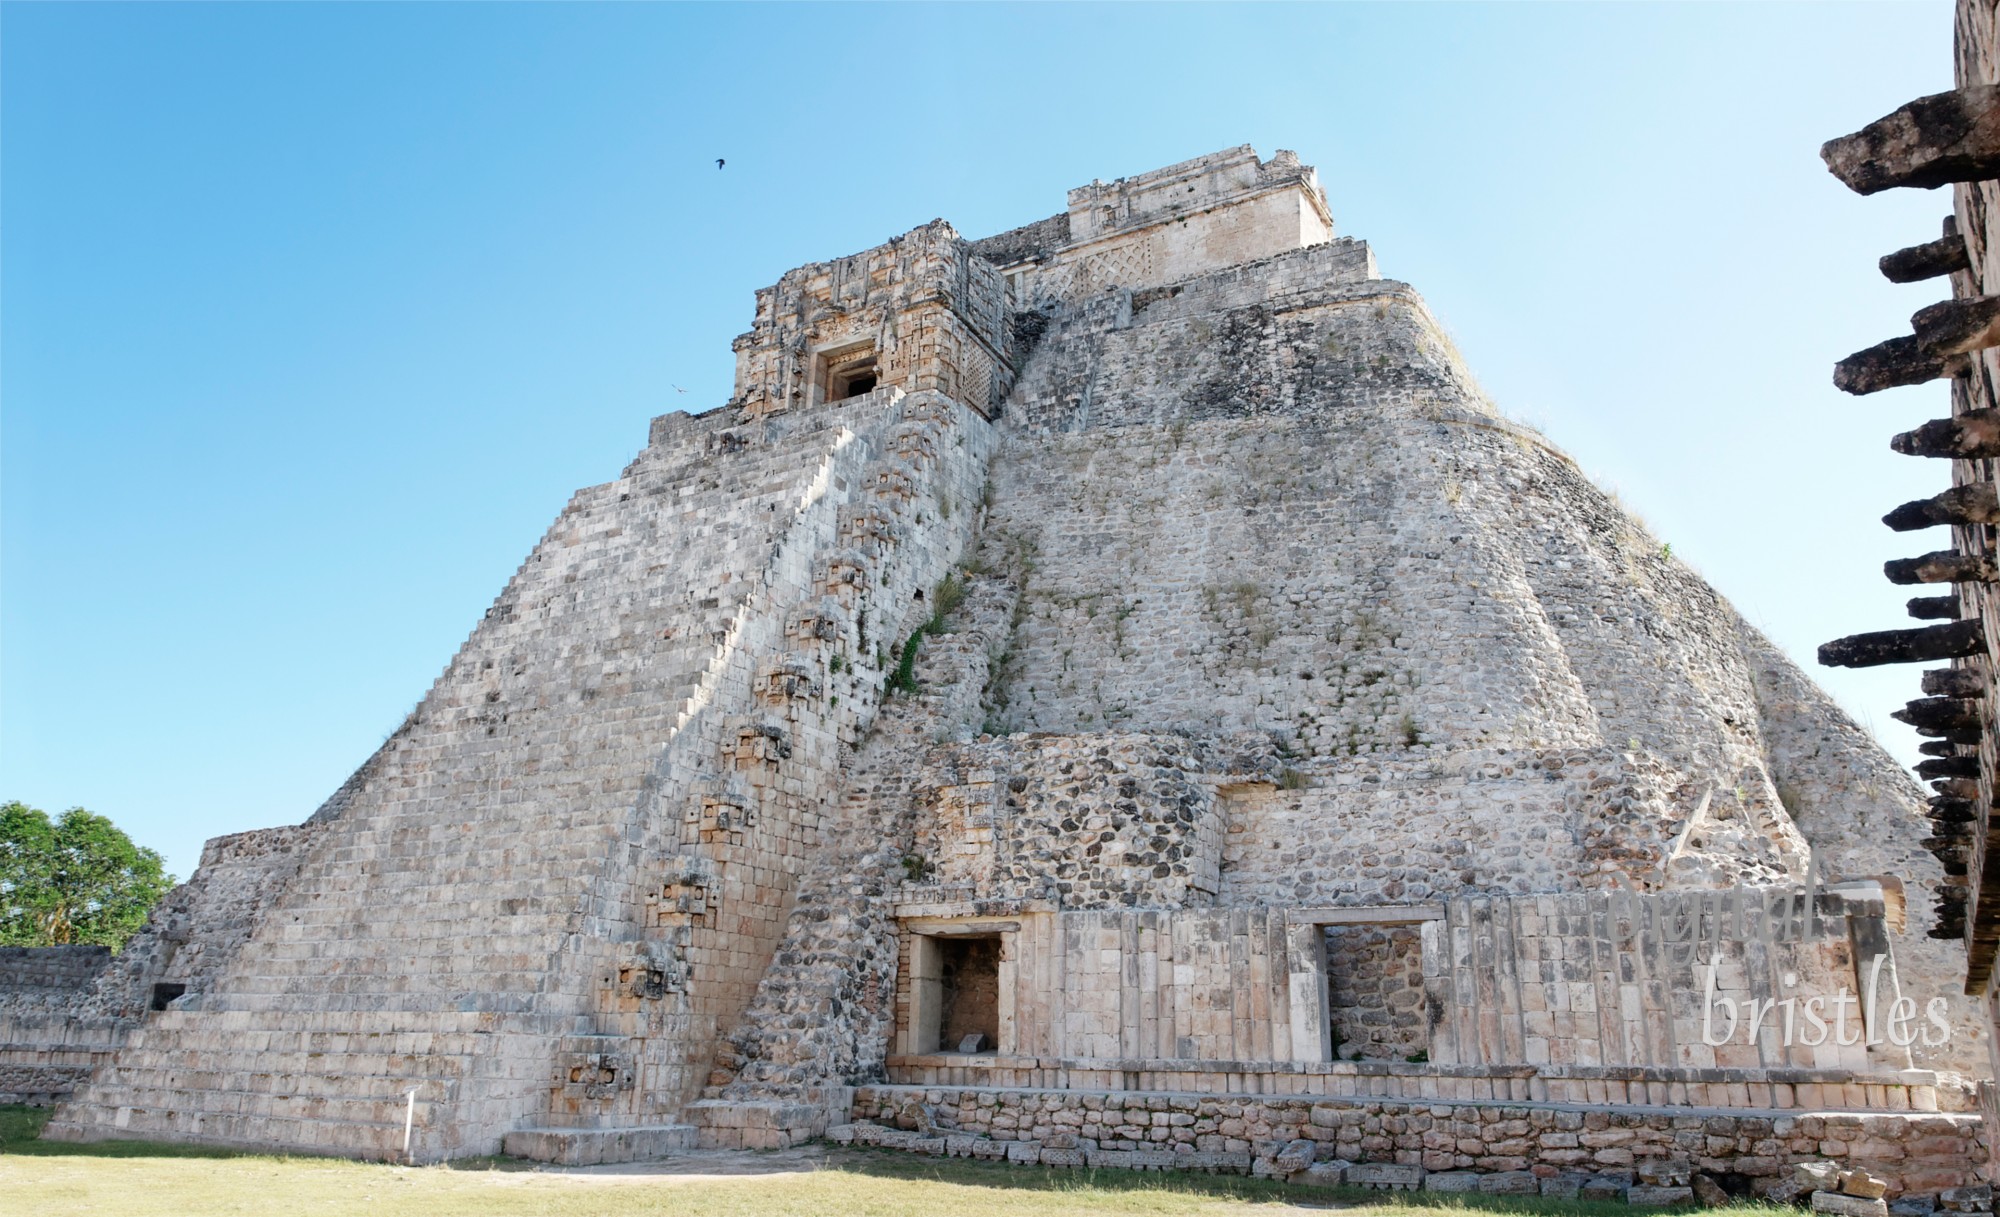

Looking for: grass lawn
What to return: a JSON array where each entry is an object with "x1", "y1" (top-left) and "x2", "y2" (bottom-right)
[{"x1": 0, "y1": 1105, "x2": 1771, "y2": 1217}]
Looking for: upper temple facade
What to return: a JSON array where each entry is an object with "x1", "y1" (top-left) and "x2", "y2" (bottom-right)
[{"x1": 4, "y1": 146, "x2": 1992, "y2": 1193}]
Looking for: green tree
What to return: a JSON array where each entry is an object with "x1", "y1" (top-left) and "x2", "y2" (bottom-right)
[{"x1": 0, "y1": 801, "x2": 175, "y2": 949}]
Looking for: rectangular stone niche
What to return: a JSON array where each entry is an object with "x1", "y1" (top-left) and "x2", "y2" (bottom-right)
[
  {"x1": 900, "y1": 921, "x2": 1016, "y2": 1056},
  {"x1": 1323, "y1": 923, "x2": 1428, "y2": 1062}
]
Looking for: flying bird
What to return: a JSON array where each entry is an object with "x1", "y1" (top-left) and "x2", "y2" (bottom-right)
[
  {"x1": 716, "y1": 158, "x2": 725, "y2": 169},
  {"x1": 673, "y1": 385, "x2": 688, "y2": 394}
]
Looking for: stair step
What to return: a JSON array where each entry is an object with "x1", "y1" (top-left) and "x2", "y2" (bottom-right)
[{"x1": 502, "y1": 1124, "x2": 696, "y2": 1165}]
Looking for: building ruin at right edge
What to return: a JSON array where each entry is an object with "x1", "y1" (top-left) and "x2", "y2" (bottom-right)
[{"x1": 1821, "y1": 0, "x2": 2000, "y2": 1176}]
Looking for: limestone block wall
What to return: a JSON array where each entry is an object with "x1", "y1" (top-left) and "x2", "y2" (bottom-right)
[
  {"x1": 0, "y1": 947, "x2": 109, "y2": 1008},
  {"x1": 538, "y1": 386, "x2": 1000, "y2": 1133},
  {"x1": 1945, "y1": 1, "x2": 2000, "y2": 1107},
  {"x1": 907, "y1": 732, "x2": 1228, "y2": 910},
  {"x1": 47, "y1": 385, "x2": 992, "y2": 1159},
  {"x1": 81, "y1": 825, "x2": 324, "y2": 1019},
  {"x1": 697, "y1": 562, "x2": 1024, "y2": 1110},
  {"x1": 0, "y1": 823, "x2": 322, "y2": 1106},
  {"x1": 954, "y1": 232, "x2": 1976, "y2": 1069},
  {"x1": 1216, "y1": 748, "x2": 1797, "y2": 907},
  {"x1": 1324, "y1": 924, "x2": 1428, "y2": 1061},
  {"x1": 879, "y1": 890, "x2": 1896, "y2": 1080},
  {"x1": 991, "y1": 147, "x2": 1337, "y2": 310},
  {"x1": 1423, "y1": 891, "x2": 1888, "y2": 1075},
  {"x1": 851, "y1": 1087, "x2": 1988, "y2": 1197}
]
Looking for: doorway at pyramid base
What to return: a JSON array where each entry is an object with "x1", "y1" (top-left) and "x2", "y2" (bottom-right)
[{"x1": 634, "y1": 887, "x2": 1987, "y2": 1194}]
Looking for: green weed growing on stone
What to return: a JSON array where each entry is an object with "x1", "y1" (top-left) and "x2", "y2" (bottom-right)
[{"x1": 886, "y1": 575, "x2": 967, "y2": 699}]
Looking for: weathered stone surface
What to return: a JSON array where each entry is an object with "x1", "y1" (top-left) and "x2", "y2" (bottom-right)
[
  {"x1": 1822, "y1": 84, "x2": 2000, "y2": 194},
  {"x1": 1881, "y1": 233, "x2": 1971, "y2": 283},
  {"x1": 1346, "y1": 1162, "x2": 1425, "y2": 1190},
  {"x1": 1630, "y1": 1185, "x2": 1698, "y2": 1207},
  {"x1": 1816, "y1": 1193, "x2": 1892, "y2": 1217},
  {"x1": 1692, "y1": 1174, "x2": 1731, "y2": 1208},
  {"x1": 1841, "y1": 1169, "x2": 1891, "y2": 1200},
  {"x1": 11, "y1": 142, "x2": 1984, "y2": 1167},
  {"x1": 1272, "y1": 1138, "x2": 1316, "y2": 1174},
  {"x1": 1835, "y1": 335, "x2": 1962, "y2": 394},
  {"x1": 1425, "y1": 1171, "x2": 1483, "y2": 1193},
  {"x1": 1478, "y1": 1171, "x2": 1540, "y2": 1196}
]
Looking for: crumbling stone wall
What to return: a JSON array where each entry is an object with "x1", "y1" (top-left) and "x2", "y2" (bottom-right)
[
  {"x1": 1324, "y1": 924, "x2": 1427, "y2": 1061},
  {"x1": 0, "y1": 947, "x2": 108, "y2": 1008},
  {"x1": 909, "y1": 733, "x2": 1226, "y2": 909}
]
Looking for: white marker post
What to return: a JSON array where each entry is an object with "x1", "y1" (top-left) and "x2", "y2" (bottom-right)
[{"x1": 402, "y1": 1087, "x2": 419, "y2": 1163}]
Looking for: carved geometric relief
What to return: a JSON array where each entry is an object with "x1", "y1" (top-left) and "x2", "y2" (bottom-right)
[
  {"x1": 687, "y1": 792, "x2": 756, "y2": 842},
  {"x1": 757, "y1": 657, "x2": 821, "y2": 706},
  {"x1": 787, "y1": 602, "x2": 841, "y2": 644},
  {"x1": 554, "y1": 1050, "x2": 637, "y2": 1101},
  {"x1": 890, "y1": 424, "x2": 939, "y2": 468},
  {"x1": 727, "y1": 719, "x2": 790, "y2": 777},
  {"x1": 815, "y1": 551, "x2": 869, "y2": 602},
  {"x1": 870, "y1": 462, "x2": 917, "y2": 503},
  {"x1": 840, "y1": 504, "x2": 901, "y2": 550}
]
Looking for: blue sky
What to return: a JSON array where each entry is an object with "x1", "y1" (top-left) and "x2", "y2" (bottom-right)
[{"x1": 1, "y1": 2, "x2": 1962, "y2": 881}]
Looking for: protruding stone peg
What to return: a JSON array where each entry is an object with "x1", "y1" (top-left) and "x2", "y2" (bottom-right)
[
  {"x1": 1922, "y1": 667, "x2": 1985, "y2": 697},
  {"x1": 1822, "y1": 84, "x2": 2000, "y2": 194},
  {"x1": 1915, "y1": 296, "x2": 2000, "y2": 357},
  {"x1": 1916, "y1": 725, "x2": 1983, "y2": 743},
  {"x1": 1818, "y1": 619, "x2": 1984, "y2": 667},
  {"x1": 1884, "y1": 483, "x2": 2000, "y2": 530},
  {"x1": 1882, "y1": 233, "x2": 1971, "y2": 283},
  {"x1": 1891, "y1": 410, "x2": 2000, "y2": 459},
  {"x1": 1885, "y1": 550, "x2": 1998, "y2": 584},
  {"x1": 1929, "y1": 796, "x2": 1978, "y2": 822},
  {"x1": 1896, "y1": 696, "x2": 1984, "y2": 730},
  {"x1": 1917, "y1": 755, "x2": 1981, "y2": 779},
  {"x1": 1919, "y1": 739, "x2": 1962, "y2": 756},
  {"x1": 1834, "y1": 335, "x2": 1963, "y2": 395},
  {"x1": 1933, "y1": 776, "x2": 1982, "y2": 799},
  {"x1": 1908, "y1": 595, "x2": 1961, "y2": 619}
]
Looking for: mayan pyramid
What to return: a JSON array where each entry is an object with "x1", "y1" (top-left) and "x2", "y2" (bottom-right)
[{"x1": 19, "y1": 147, "x2": 1984, "y2": 1185}]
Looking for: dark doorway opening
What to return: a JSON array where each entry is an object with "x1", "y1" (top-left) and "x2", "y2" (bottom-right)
[
  {"x1": 830, "y1": 358, "x2": 878, "y2": 401},
  {"x1": 150, "y1": 982, "x2": 187, "y2": 1011},
  {"x1": 937, "y1": 935, "x2": 999, "y2": 1053}
]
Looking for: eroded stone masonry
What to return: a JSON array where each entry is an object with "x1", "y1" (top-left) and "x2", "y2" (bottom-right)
[{"x1": 7, "y1": 145, "x2": 1994, "y2": 1197}]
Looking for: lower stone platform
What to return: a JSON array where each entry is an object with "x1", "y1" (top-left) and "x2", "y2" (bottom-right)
[
  {"x1": 885, "y1": 1055, "x2": 1965, "y2": 1114},
  {"x1": 0, "y1": 1014, "x2": 128, "y2": 1105},
  {"x1": 500, "y1": 1124, "x2": 697, "y2": 1166},
  {"x1": 682, "y1": 1093, "x2": 853, "y2": 1150},
  {"x1": 850, "y1": 1084, "x2": 1991, "y2": 1198}
]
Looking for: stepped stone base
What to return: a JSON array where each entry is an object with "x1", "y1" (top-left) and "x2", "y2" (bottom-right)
[
  {"x1": 686, "y1": 1095, "x2": 848, "y2": 1150},
  {"x1": 502, "y1": 1125, "x2": 697, "y2": 1165}
]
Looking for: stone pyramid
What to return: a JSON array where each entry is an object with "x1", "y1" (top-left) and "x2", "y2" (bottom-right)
[{"x1": 34, "y1": 148, "x2": 1981, "y2": 1179}]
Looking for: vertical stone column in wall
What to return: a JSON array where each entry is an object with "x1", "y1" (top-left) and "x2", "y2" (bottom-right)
[{"x1": 1283, "y1": 918, "x2": 1329, "y2": 1062}]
